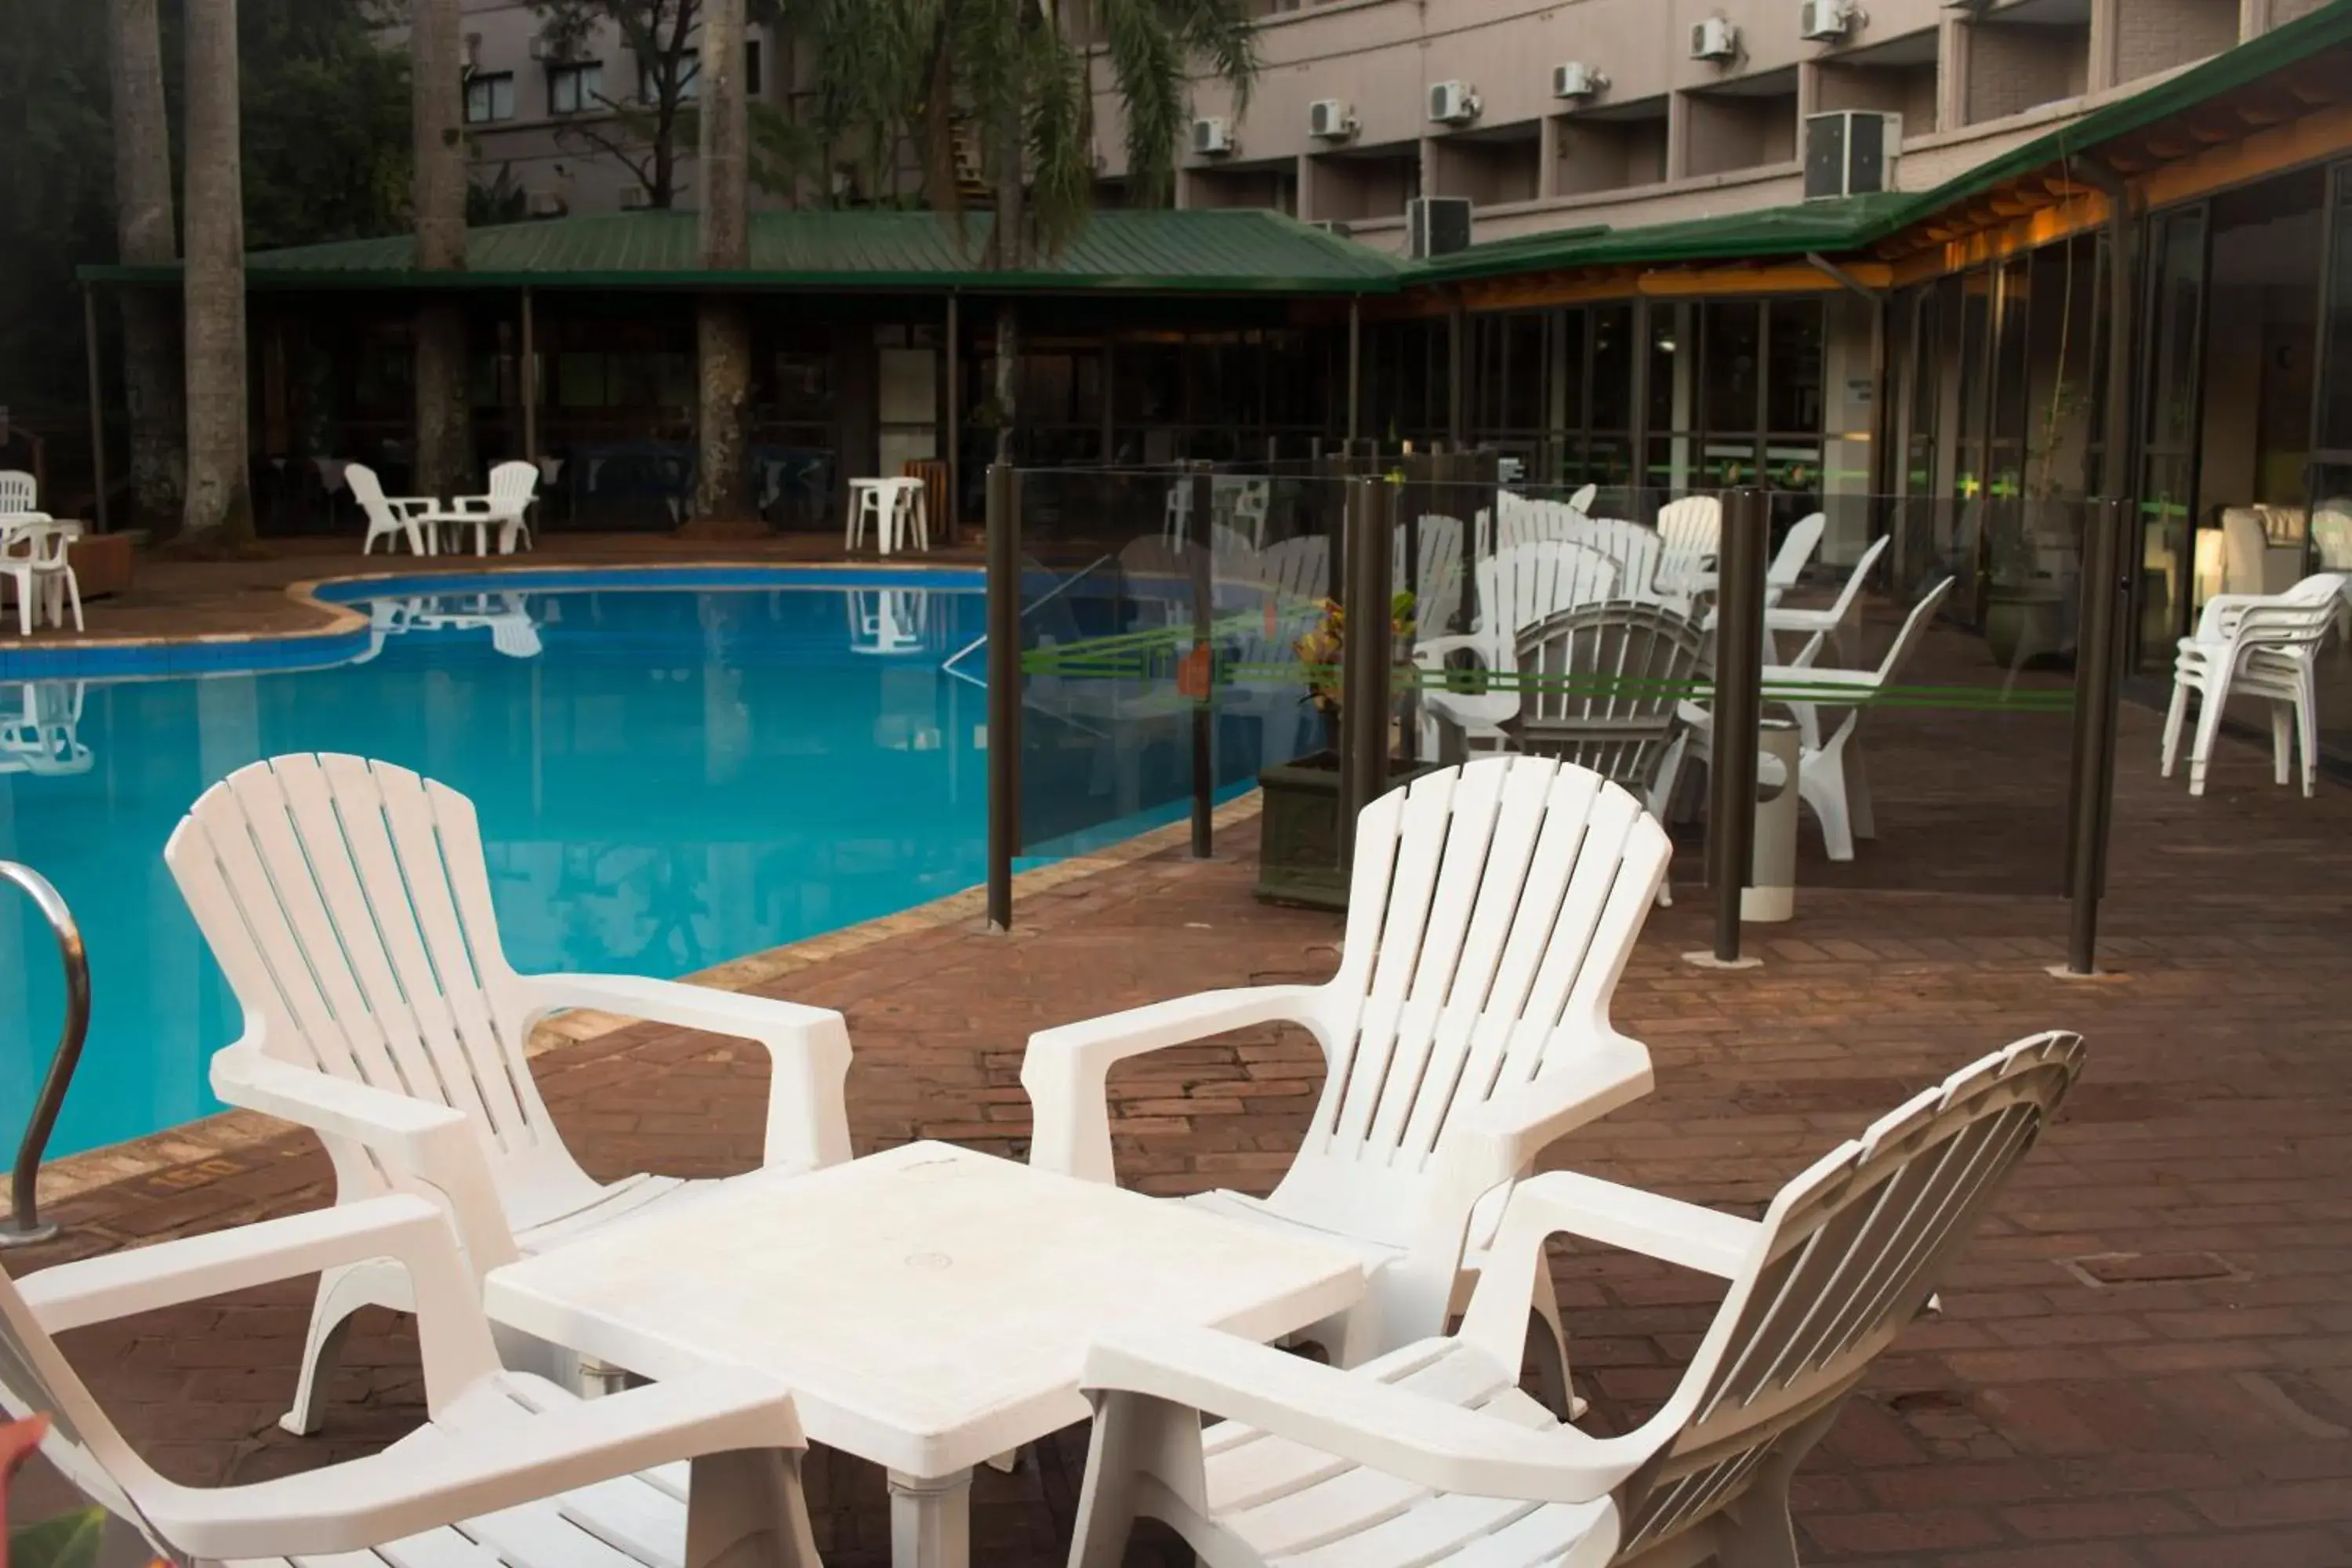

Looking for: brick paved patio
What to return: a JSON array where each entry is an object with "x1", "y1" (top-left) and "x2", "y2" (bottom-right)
[{"x1": 9, "y1": 637, "x2": 2352, "y2": 1564}]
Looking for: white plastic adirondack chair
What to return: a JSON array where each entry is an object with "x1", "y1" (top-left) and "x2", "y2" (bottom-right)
[
  {"x1": 1505, "y1": 602, "x2": 1709, "y2": 819},
  {"x1": 1566, "y1": 516, "x2": 1666, "y2": 603},
  {"x1": 349, "y1": 463, "x2": 439, "y2": 556},
  {"x1": 1767, "y1": 512, "x2": 1827, "y2": 603},
  {"x1": 1025, "y1": 755, "x2": 1671, "y2": 1388},
  {"x1": 0, "y1": 1195, "x2": 820, "y2": 1568},
  {"x1": 2161, "y1": 572, "x2": 2348, "y2": 797},
  {"x1": 165, "y1": 753, "x2": 855, "y2": 1434},
  {"x1": 1398, "y1": 514, "x2": 1468, "y2": 640},
  {"x1": 1065, "y1": 1031, "x2": 2085, "y2": 1568},
  {"x1": 446, "y1": 460, "x2": 540, "y2": 554},
  {"x1": 1767, "y1": 533, "x2": 1889, "y2": 664},
  {"x1": 1417, "y1": 542, "x2": 1623, "y2": 755},
  {"x1": 1683, "y1": 576, "x2": 1956, "y2": 861},
  {"x1": 1653, "y1": 495, "x2": 1721, "y2": 604}
]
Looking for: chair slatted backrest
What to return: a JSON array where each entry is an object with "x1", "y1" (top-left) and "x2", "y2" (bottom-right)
[
  {"x1": 1220, "y1": 535, "x2": 1332, "y2": 684},
  {"x1": 1476, "y1": 540, "x2": 1621, "y2": 645},
  {"x1": 1563, "y1": 517, "x2": 1664, "y2": 601},
  {"x1": 1610, "y1": 1032, "x2": 2085, "y2": 1562},
  {"x1": 0, "y1": 471, "x2": 35, "y2": 515},
  {"x1": 1768, "y1": 513, "x2": 1827, "y2": 595},
  {"x1": 165, "y1": 755, "x2": 579, "y2": 1200},
  {"x1": 1654, "y1": 496, "x2": 1722, "y2": 601},
  {"x1": 345, "y1": 462, "x2": 401, "y2": 530},
  {"x1": 1399, "y1": 514, "x2": 1466, "y2": 640},
  {"x1": 488, "y1": 460, "x2": 539, "y2": 508},
  {"x1": 1811, "y1": 534, "x2": 1893, "y2": 630},
  {"x1": 1812, "y1": 577, "x2": 1955, "y2": 755},
  {"x1": 1506, "y1": 602, "x2": 1705, "y2": 795},
  {"x1": 1296, "y1": 758, "x2": 1671, "y2": 1192}
]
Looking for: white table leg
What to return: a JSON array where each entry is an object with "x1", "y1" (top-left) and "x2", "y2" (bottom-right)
[{"x1": 887, "y1": 1467, "x2": 971, "y2": 1568}]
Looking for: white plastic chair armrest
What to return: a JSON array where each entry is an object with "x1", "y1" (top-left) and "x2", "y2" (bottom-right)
[
  {"x1": 1437, "y1": 1032, "x2": 1653, "y2": 1192},
  {"x1": 153, "y1": 1367, "x2": 806, "y2": 1562},
  {"x1": 445, "y1": 495, "x2": 499, "y2": 515},
  {"x1": 525, "y1": 972, "x2": 854, "y2": 1171},
  {"x1": 20, "y1": 1195, "x2": 503, "y2": 1412},
  {"x1": 1082, "y1": 1323, "x2": 1639, "y2": 1504},
  {"x1": 1423, "y1": 687, "x2": 1520, "y2": 735},
  {"x1": 1457, "y1": 1170, "x2": 1761, "y2": 1372},
  {"x1": 1022, "y1": 985, "x2": 1326, "y2": 1184},
  {"x1": 385, "y1": 496, "x2": 438, "y2": 518},
  {"x1": 210, "y1": 1050, "x2": 518, "y2": 1274},
  {"x1": 1413, "y1": 633, "x2": 1497, "y2": 670}
]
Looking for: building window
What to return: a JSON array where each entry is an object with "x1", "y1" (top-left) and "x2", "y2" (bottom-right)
[
  {"x1": 548, "y1": 60, "x2": 602, "y2": 115},
  {"x1": 746, "y1": 39, "x2": 761, "y2": 96},
  {"x1": 641, "y1": 49, "x2": 698, "y2": 103},
  {"x1": 464, "y1": 71, "x2": 514, "y2": 125}
]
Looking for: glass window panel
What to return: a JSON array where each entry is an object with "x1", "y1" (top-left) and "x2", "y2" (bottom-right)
[
  {"x1": 1503, "y1": 313, "x2": 1544, "y2": 430},
  {"x1": 1646, "y1": 303, "x2": 1692, "y2": 433},
  {"x1": 1766, "y1": 297, "x2": 1824, "y2": 434},
  {"x1": 1703, "y1": 302, "x2": 1761, "y2": 434},
  {"x1": 1590, "y1": 304, "x2": 1632, "y2": 431},
  {"x1": 2314, "y1": 165, "x2": 2352, "y2": 452},
  {"x1": 1556, "y1": 308, "x2": 1586, "y2": 432}
]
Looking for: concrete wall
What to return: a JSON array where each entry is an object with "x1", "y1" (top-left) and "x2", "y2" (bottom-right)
[
  {"x1": 2115, "y1": 0, "x2": 2240, "y2": 82},
  {"x1": 1965, "y1": 22, "x2": 2089, "y2": 127},
  {"x1": 1683, "y1": 89, "x2": 1798, "y2": 177}
]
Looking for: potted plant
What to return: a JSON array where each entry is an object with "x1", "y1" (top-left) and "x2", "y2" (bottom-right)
[{"x1": 1254, "y1": 590, "x2": 1439, "y2": 910}]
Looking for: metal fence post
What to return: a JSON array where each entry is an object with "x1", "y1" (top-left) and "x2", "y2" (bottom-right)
[
  {"x1": 1341, "y1": 475, "x2": 1395, "y2": 862},
  {"x1": 1189, "y1": 464, "x2": 1215, "y2": 858},
  {"x1": 2062, "y1": 495, "x2": 2129, "y2": 976},
  {"x1": 1700, "y1": 485, "x2": 1770, "y2": 967},
  {"x1": 985, "y1": 462, "x2": 1021, "y2": 931}
]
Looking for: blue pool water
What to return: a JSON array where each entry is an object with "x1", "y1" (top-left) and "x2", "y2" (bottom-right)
[{"x1": 0, "y1": 578, "x2": 1236, "y2": 1160}]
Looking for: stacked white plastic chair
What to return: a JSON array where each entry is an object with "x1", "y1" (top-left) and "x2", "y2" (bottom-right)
[
  {"x1": 2161, "y1": 572, "x2": 2347, "y2": 797},
  {"x1": 1064, "y1": 1032, "x2": 2084, "y2": 1568},
  {"x1": 0, "y1": 470, "x2": 35, "y2": 517},
  {"x1": 165, "y1": 754, "x2": 855, "y2": 1433},
  {"x1": 0, "y1": 1194, "x2": 822, "y2": 1568},
  {"x1": 349, "y1": 463, "x2": 438, "y2": 556},
  {"x1": 1026, "y1": 755, "x2": 1672, "y2": 1405}
]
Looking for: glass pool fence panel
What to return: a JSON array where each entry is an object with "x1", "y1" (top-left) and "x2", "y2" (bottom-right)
[{"x1": 1009, "y1": 467, "x2": 1348, "y2": 861}]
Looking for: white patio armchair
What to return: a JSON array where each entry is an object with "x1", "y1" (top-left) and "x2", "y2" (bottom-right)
[
  {"x1": 1025, "y1": 755, "x2": 1671, "y2": 1401},
  {"x1": 1065, "y1": 1031, "x2": 2084, "y2": 1568},
  {"x1": 1652, "y1": 495, "x2": 1721, "y2": 604},
  {"x1": 1, "y1": 1195, "x2": 820, "y2": 1568},
  {"x1": 1765, "y1": 533, "x2": 1889, "y2": 665},
  {"x1": 2161, "y1": 572, "x2": 2348, "y2": 797},
  {"x1": 348, "y1": 463, "x2": 440, "y2": 556},
  {"x1": 0, "y1": 517, "x2": 82, "y2": 635},
  {"x1": 165, "y1": 753, "x2": 855, "y2": 1434},
  {"x1": 445, "y1": 459, "x2": 540, "y2": 554},
  {"x1": 1416, "y1": 541, "x2": 1623, "y2": 754}
]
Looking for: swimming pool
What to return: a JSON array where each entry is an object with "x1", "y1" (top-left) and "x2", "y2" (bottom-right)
[{"x1": 0, "y1": 573, "x2": 1251, "y2": 1160}]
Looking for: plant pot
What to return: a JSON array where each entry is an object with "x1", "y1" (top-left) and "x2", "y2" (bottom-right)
[
  {"x1": 1254, "y1": 749, "x2": 1442, "y2": 910},
  {"x1": 1984, "y1": 586, "x2": 2074, "y2": 670}
]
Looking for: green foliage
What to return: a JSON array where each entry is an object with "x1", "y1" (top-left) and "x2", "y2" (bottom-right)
[
  {"x1": 233, "y1": 0, "x2": 414, "y2": 249},
  {"x1": 8, "y1": 1506, "x2": 107, "y2": 1568},
  {"x1": 0, "y1": 0, "x2": 119, "y2": 423},
  {"x1": 469, "y1": 163, "x2": 535, "y2": 226}
]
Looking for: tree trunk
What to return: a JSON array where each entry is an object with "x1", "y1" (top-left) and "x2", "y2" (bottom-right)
[
  {"x1": 688, "y1": 0, "x2": 757, "y2": 532},
  {"x1": 992, "y1": 58, "x2": 1022, "y2": 463},
  {"x1": 180, "y1": 0, "x2": 254, "y2": 549},
  {"x1": 994, "y1": 304, "x2": 1018, "y2": 464},
  {"x1": 412, "y1": 0, "x2": 470, "y2": 500},
  {"x1": 108, "y1": 0, "x2": 182, "y2": 536}
]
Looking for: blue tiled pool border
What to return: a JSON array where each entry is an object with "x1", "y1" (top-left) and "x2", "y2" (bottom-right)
[{"x1": 0, "y1": 562, "x2": 989, "y2": 681}]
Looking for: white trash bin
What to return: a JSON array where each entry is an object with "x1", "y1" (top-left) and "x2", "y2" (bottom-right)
[{"x1": 1744, "y1": 717, "x2": 1800, "y2": 923}]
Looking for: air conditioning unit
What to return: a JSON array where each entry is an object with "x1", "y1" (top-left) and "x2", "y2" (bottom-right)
[
  {"x1": 1802, "y1": 110, "x2": 1900, "y2": 199},
  {"x1": 619, "y1": 185, "x2": 652, "y2": 210},
  {"x1": 1552, "y1": 61, "x2": 1610, "y2": 98},
  {"x1": 1405, "y1": 195, "x2": 1473, "y2": 260},
  {"x1": 1308, "y1": 99, "x2": 1357, "y2": 140},
  {"x1": 1190, "y1": 116, "x2": 1234, "y2": 156},
  {"x1": 1799, "y1": 0, "x2": 1857, "y2": 41},
  {"x1": 1690, "y1": 17, "x2": 1740, "y2": 60},
  {"x1": 1427, "y1": 80, "x2": 1481, "y2": 125}
]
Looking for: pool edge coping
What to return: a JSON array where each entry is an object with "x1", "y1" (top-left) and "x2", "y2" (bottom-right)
[
  {"x1": 0, "y1": 557, "x2": 985, "y2": 679},
  {"x1": 32, "y1": 789, "x2": 1268, "y2": 1209}
]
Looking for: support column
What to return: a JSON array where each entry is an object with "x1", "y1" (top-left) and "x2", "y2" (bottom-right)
[
  {"x1": 1537, "y1": 116, "x2": 1562, "y2": 201},
  {"x1": 1937, "y1": 15, "x2": 1970, "y2": 134},
  {"x1": 1446, "y1": 297, "x2": 1466, "y2": 450},
  {"x1": 945, "y1": 290, "x2": 960, "y2": 531},
  {"x1": 2086, "y1": 0, "x2": 2122, "y2": 93},
  {"x1": 520, "y1": 286, "x2": 539, "y2": 466},
  {"x1": 1346, "y1": 296, "x2": 1363, "y2": 445},
  {"x1": 82, "y1": 285, "x2": 108, "y2": 532},
  {"x1": 1665, "y1": 92, "x2": 1693, "y2": 182}
]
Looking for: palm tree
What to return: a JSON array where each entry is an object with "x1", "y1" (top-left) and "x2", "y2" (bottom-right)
[
  {"x1": 107, "y1": 0, "x2": 183, "y2": 536},
  {"x1": 810, "y1": 0, "x2": 1256, "y2": 458},
  {"x1": 180, "y1": 0, "x2": 255, "y2": 548},
  {"x1": 412, "y1": 0, "x2": 470, "y2": 499},
  {"x1": 689, "y1": 0, "x2": 756, "y2": 528}
]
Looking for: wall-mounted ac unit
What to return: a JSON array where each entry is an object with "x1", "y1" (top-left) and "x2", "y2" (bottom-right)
[
  {"x1": 1426, "y1": 80, "x2": 1481, "y2": 125},
  {"x1": 1406, "y1": 195, "x2": 1473, "y2": 259},
  {"x1": 1190, "y1": 116, "x2": 1234, "y2": 156},
  {"x1": 1690, "y1": 17, "x2": 1740, "y2": 60},
  {"x1": 1552, "y1": 62, "x2": 1610, "y2": 98},
  {"x1": 1799, "y1": 0, "x2": 1857, "y2": 41},
  {"x1": 1802, "y1": 110, "x2": 1900, "y2": 199},
  {"x1": 1308, "y1": 99, "x2": 1357, "y2": 140}
]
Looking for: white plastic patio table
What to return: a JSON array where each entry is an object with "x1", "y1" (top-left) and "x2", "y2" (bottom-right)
[{"x1": 482, "y1": 1139, "x2": 1367, "y2": 1568}]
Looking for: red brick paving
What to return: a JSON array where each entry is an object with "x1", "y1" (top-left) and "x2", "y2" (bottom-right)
[{"x1": 9, "y1": 656, "x2": 2352, "y2": 1564}]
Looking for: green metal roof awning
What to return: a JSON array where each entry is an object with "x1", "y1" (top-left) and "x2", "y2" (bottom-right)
[
  {"x1": 1412, "y1": 0, "x2": 2352, "y2": 284},
  {"x1": 79, "y1": 207, "x2": 1407, "y2": 295}
]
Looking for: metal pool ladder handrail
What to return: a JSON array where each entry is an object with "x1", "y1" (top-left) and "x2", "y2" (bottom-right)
[{"x1": 0, "y1": 862, "x2": 89, "y2": 1248}]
